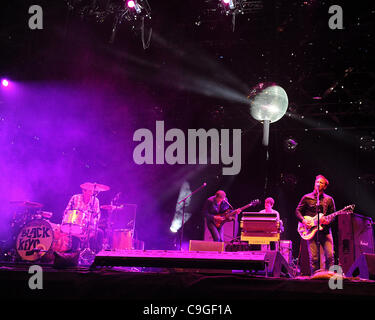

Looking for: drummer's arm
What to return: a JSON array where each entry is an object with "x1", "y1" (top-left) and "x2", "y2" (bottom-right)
[
  {"x1": 94, "y1": 199, "x2": 101, "y2": 224},
  {"x1": 63, "y1": 195, "x2": 75, "y2": 216}
]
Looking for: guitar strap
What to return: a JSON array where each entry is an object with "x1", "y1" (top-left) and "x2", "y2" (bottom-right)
[{"x1": 317, "y1": 195, "x2": 327, "y2": 215}]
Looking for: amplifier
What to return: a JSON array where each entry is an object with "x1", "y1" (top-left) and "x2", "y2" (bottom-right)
[
  {"x1": 338, "y1": 213, "x2": 374, "y2": 273},
  {"x1": 189, "y1": 240, "x2": 224, "y2": 252},
  {"x1": 279, "y1": 240, "x2": 293, "y2": 265}
]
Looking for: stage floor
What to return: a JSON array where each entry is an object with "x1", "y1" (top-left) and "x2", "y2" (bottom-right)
[{"x1": 1, "y1": 262, "x2": 375, "y2": 303}]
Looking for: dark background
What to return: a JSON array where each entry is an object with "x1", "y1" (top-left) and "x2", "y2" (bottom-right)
[{"x1": 1, "y1": 0, "x2": 374, "y2": 258}]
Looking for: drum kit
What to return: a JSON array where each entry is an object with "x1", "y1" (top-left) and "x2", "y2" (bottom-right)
[
  {"x1": 5, "y1": 200, "x2": 67, "y2": 263},
  {"x1": 2, "y1": 182, "x2": 136, "y2": 265}
]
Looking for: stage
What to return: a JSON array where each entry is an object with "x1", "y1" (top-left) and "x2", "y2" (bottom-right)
[
  {"x1": 1, "y1": 257, "x2": 375, "y2": 303},
  {"x1": 1, "y1": 3, "x2": 375, "y2": 316}
]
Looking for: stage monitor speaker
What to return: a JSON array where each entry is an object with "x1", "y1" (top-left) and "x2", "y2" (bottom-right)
[
  {"x1": 189, "y1": 240, "x2": 224, "y2": 252},
  {"x1": 264, "y1": 251, "x2": 294, "y2": 278},
  {"x1": 338, "y1": 213, "x2": 374, "y2": 273},
  {"x1": 346, "y1": 253, "x2": 375, "y2": 280}
]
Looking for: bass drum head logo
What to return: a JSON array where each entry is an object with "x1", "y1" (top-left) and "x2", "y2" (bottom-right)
[{"x1": 16, "y1": 219, "x2": 54, "y2": 261}]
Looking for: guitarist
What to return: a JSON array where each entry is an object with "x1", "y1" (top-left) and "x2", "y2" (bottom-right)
[
  {"x1": 295, "y1": 175, "x2": 336, "y2": 274},
  {"x1": 202, "y1": 190, "x2": 240, "y2": 242}
]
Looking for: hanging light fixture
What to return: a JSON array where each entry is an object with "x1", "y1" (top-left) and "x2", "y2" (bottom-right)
[{"x1": 248, "y1": 83, "x2": 288, "y2": 146}]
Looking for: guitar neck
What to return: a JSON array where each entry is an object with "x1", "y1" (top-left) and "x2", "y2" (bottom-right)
[
  {"x1": 239, "y1": 204, "x2": 251, "y2": 211},
  {"x1": 324, "y1": 207, "x2": 353, "y2": 221}
]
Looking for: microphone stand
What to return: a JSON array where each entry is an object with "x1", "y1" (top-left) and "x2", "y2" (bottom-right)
[
  {"x1": 177, "y1": 183, "x2": 206, "y2": 251},
  {"x1": 316, "y1": 187, "x2": 321, "y2": 273}
]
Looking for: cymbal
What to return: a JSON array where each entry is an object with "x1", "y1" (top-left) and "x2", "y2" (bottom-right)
[
  {"x1": 80, "y1": 182, "x2": 110, "y2": 192},
  {"x1": 100, "y1": 204, "x2": 124, "y2": 211},
  {"x1": 10, "y1": 201, "x2": 43, "y2": 208}
]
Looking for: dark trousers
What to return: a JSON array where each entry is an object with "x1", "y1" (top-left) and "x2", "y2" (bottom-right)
[
  {"x1": 207, "y1": 221, "x2": 224, "y2": 242},
  {"x1": 307, "y1": 231, "x2": 334, "y2": 274}
]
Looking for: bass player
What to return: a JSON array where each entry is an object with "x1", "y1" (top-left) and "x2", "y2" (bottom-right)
[
  {"x1": 202, "y1": 190, "x2": 240, "y2": 242},
  {"x1": 295, "y1": 175, "x2": 336, "y2": 274}
]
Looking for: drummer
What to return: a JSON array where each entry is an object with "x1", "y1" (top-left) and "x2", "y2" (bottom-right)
[{"x1": 63, "y1": 183, "x2": 104, "y2": 253}]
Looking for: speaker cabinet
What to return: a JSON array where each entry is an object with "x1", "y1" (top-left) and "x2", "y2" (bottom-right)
[
  {"x1": 346, "y1": 253, "x2": 375, "y2": 280},
  {"x1": 338, "y1": 213, "x2": 374, "y2": 273}
]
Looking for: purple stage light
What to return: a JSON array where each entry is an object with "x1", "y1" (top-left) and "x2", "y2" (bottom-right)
[
  {"x1": 1, "y1": 79, "x2": 9, "y2": 87},
  {"x1": 127, "y1": 0, "x2": 135, "y2": 8},
  {"x1": 223, "y1": 0, "x2": 230, "y2": 3}
]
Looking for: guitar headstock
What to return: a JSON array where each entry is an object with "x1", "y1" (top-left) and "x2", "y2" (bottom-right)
[{"x1": 343, "y1": 204, "x2": 355, "y2": 213}]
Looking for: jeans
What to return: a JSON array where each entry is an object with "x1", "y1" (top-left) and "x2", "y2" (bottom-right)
[
  {"x1": 307, "y1": 231, "x2": 334, "y2": 274},
  {"x1": 207, "y1": 221, "x2": 224, "y2": 242}
]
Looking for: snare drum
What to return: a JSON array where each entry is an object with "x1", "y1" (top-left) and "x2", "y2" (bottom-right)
[
  {"x1": 16, "y1": 219, "x2": 54, "y2": 261},
  {"x1": 112, "y1": 229, "x2": 133, "y2": 250},
  {"x1": 61, "y1": 209, "x2": 87, "y2": 235}
]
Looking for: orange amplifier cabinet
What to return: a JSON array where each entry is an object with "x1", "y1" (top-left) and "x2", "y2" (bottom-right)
[{"x1": 240, "y1": 212, "x2": 280, "y2": 244}]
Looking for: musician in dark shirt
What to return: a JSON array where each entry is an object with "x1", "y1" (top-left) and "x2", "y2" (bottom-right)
[
  {"x1": 296, "y1": 175, "x2": 336, "y2": 274},
  {"x1": 202, "y1": 190, "x2": 237, "y2": 242}
]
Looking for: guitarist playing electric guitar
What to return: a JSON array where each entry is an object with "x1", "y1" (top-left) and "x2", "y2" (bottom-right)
[
  {"x1": 295, "y1": 175, "x2": 337, "y2": 275},
  {"x1": 202, "y1": 190, "x2": 259, "y2": 242}
]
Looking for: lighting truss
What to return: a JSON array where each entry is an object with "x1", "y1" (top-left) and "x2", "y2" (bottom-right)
[
  {"x1": 219, "y1": 0, "x2": 263, "y2": 16},
  {"x1": 65, "y1": 0, "x2": 152, "y2": 47}
]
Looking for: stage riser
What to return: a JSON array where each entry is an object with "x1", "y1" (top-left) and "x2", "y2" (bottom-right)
[{"x1": 92, "y1": 250, "x2": 294, "y2": 278}]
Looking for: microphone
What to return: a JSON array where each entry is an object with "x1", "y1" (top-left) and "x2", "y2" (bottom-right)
[
  {"x1": 26, "y1": 248, "x2": 47, "y2": 256},
  {"x1": 223, "y1": 198, "x2": 233, "y2": 209},
  {"x1": 112, "y1": 192, "x2": 122, "y2": 205}
]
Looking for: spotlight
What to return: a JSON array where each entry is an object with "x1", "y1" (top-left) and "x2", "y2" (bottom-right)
[
  {"x1": 127, "y1": 0, "x2": 141, "y2": 13},
  {"x1": 1, "y1": 79, "x2": 9, "y2": 87},
  {"x1": 126, "y1": 0, "x2": 150, "y2": 17},
  {"x1": 222, "y1": 0, "x2": 235, "y2": 10},
  {"x1": 284, "y1": 137, "x2": 298, "y2": 152}
]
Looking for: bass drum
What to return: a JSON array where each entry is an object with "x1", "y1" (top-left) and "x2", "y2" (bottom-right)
[{"x1": 16, "y1": 219, "x2": 54, "y2": 262}]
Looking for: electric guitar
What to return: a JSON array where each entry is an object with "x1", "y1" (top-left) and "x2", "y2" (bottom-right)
[
  {"x1": 297, "y1": 204, "x2": 355, "y2": 240},
  {"x1": 214, "y1": 199, "x2": 260, "y2": 229}
]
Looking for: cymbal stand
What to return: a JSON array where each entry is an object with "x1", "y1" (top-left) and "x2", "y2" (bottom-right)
[{"x1": 79, "y1": 191, "x2": 99, "y2": 265}]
